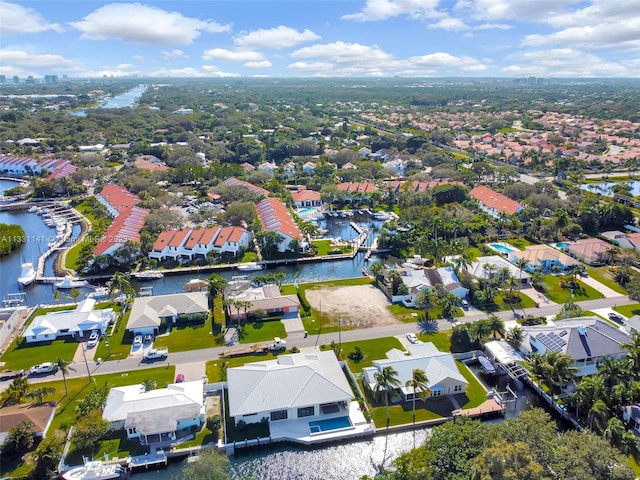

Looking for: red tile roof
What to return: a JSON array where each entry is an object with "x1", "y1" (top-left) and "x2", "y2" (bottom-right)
[
  {"x1": 94, "y1": 206, "x2": 149, "y2": 255},
  {"x1": 199, "y1": 226, "x2": 221, "y2": 246},
  {"x1": 469, "y1": 186, "x2": 523, "y2": 216},
  {"x1": 152, "y1": 230, "x2": 177, "y2": 252},
  {"x1": 168, "y1": 228, "x2": 192, "y2": 248},
  {"x1": 99, "y1": 184, "x2": 140, "y2": 214},
  {"x1": 291, "y1": 189, "x2": 321, "y2": 203},
  {"x1": 336, "y1": 182, "x2": 376, "y2": 194},
  {"x1": 214, "y1": 226, "x2": 246, "y2": 247},
  {"x1": 184, "y1": 228, "x2": 206, "y2": 249},
  {"x1": 256, "y1": 197, "x2": 302, "y2": 240}
]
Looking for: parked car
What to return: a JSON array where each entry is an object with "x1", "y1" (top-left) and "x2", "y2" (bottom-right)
[
  {"x1": 87, "y1": 330, "x2": 100, "y2": 348},
  {"x1": 0, "y1": 369, "x2": 25, "y2": 381},
  {"x1": 608, "y1": 312, "x2": 624, "y2": 323},
  {"x1": 143, "y1": 334, "x2": 153, "y2": 345},
  {"x1": 175, "y1": 373, "x2": 185, "y2": 383},
  {"x1": 406, "y1": 332, "x2": 419, "y2": 344},
  {"x1": 133, "y1": 335, "x2": 143, "y2": 346},
  {"x1": 29, "y1": 362, "x2": 58, "y2": 375},
  {"x1": 143, "y1": 348, "x2": 168, "y2": 361},
  {"x1": 460, "y1": 299, "x2": 469, "y2": 310}
]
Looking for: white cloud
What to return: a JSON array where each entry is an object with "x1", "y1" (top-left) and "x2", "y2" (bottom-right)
[
  {"x1": 342, "y1": 0, "x2": 441, "y2": 22},
  {"x1": 0, "y1": 50, "x2": 80, "y2": 73},
  {"x1": 0, "y1": 1, "x2": 64, "y2": 35},
  {"x1": 428, "y1": 17, "x2": 468, "y2": 31},
  {"x1": 454, "y1": 0, "x2": 577, "y2": 23},
  {"x1": 404, "y1": 52, "x2": 487, "y2": 71},
  {"x1": 202, "y1": 48, "x2": 265, "y2": 62},
  {"x1": 502, "y1": 48, "x2": 636, "y2": 77},
  {"x1": 69, "y1": 3, "x2": 230, "y2": 45},
  {"x1": 291, "y1": 41, "x2": 393, "y2": 64},
  {"x1": 234, "y1": 26, "x2": 321, "y2": 49},
  {"x1": 132, "y1": 55, "x2": 147, "y2": 63},
  {"x1": 244, "y1": 60, "x2": 273, "y2": 69},
  {"x1": 163, "y1": 49, "x2": 188, "y2": 59}
]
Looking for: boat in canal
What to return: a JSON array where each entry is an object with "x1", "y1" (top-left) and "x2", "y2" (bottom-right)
[
  {"x1": 132, "y1": 270, "x2": 164, "y2": 281},
  {"x1": 237, "y1": 261, "x2": 263, "y2": 272},
  {"x1": 62, "y1": 460, "x2": 128, "y2": 480},
  {"x1": 18, "y1": 262, "x2": 36, "y2": 286},
  {"x1": 183, "y1": 278, "x2": 208, "y2": 292},
  {"x1": 55, "y1": 275, "x2": 87, "y2": 289}
]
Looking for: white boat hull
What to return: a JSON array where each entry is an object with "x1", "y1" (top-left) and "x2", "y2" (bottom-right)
[{"x1": 18, "y1": 263, "x2": 36, "y2": 286}]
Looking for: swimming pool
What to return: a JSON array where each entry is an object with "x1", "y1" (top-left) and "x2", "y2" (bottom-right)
[
  {"x1": 555, "y1": 242, "x2": 570, "y2": 250},
  {"x1": 298, "y1": 207, "x2": 319, "y2": 216},
  {"x1": 309, "y1": 416, "x2": 353, "y2": 434},
  {"x1": 488, "y1": 243, "x2": 516, "y2": 254}
]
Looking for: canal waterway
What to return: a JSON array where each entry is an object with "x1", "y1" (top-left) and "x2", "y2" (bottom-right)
[
  {"x1": 580, "y1": 180, "x2": 640, "y2": 197},
  {"x1": 0, "y1": 178, "x2": 24, "y2": 195},
  {"x1": 69, "y1": 83, "x2": 148, "y2": 116}
]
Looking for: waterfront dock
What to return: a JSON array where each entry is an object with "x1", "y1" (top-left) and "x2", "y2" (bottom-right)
[{"x1": 452, "y1": 399, "x2": 505, "y2": 419}]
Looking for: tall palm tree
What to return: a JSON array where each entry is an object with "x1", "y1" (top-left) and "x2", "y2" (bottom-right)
[
  {"x1": 415, "y1": 289, "x2": 435, "y2": 318},
  {"x1": 505, "y1": 326, "x2": 524, "y2": 350},
  {"x1": 623, "y1": 333, "x2": 640, "y2": 377},
  {"x1": 373, "y1": 366, "x2": 400, "y2": 428},
  {"x1": 142, "y1": 379, "x2": 157, "y2": 392},
  {"x1": 406, "y1": 369, "x2": 429, "y2": 429},
  {"x1": 56, "y1": 358, "x2": 75, "y2": 396},
  {"x1": 26, "y1": 386, "x2": 56, "y2": 404},
  {"x1": 487, "y1": 314, "x2": 505, "y2": 339},
  {"x1": 108, "y1": 271, "x2": 134, "y2": 298},
  {"x1": 544, "y1": 351, "x2": 577, "y2": 394}
]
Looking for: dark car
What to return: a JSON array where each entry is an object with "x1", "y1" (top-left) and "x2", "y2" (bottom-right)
[
  {"x1": 608, "y1": 312, "x2": 624, "y2": 323},
  {"x1": 0, "y1": 369, "x2": 25, "y2": 381}
]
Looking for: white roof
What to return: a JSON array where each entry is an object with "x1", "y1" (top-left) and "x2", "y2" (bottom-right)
[
  {"x1": 102, "y1": 380, "x2": 204, "y2": 423},
  {"x1": 227, "y1": 350, "x2": 353, "y2": 417},
  {"x1": 23, "y1": 306, "x2": 113, "y2": 338},
  {"x1": 363, "y1": 343, "x2": 468, "y2": 392},
  {"x1": 468, "y1": 255, "x2": 531, "y2": 280},
  {"x1": 127, "y1": 292, "x2": 208, "y2": 330},
  {"x1": 484, "y1": 340, "x2": 520, "y2": 365}
]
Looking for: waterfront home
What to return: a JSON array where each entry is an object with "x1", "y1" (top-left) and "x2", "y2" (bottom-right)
[
  {"x1": 0, "y1": 155, "x2": 75, "y2": 177},
  {"x1": 0, "y1": 403, "x2": 55, "y2": 451},
  {"x1": 291, "y1": 188, "x2": 322, "y2": 208},
  {"x1": 469, "y1": 185, "x2": 524, "y2": 218},
  {"x1": 394, "y1": 266, "x2": 468, "y2": 307},
  {"x1": 336, "y1": 181, "x2": 376, "y2": 202},
  {"x1": 149, "y1": 226, "x2": 251, "y2": 261},
  {"x1": 225, "y1": 279, "x2": 300, "y2": 322},
  {"x1": 363, "y1": 343, "x2": 468, "y2": 400},
  {"x1": 126, "y1": 292, "x2": 208, "y2": 336},
  {"x1": 227, "y1": 350, "x2": 354, "y2": 427},
  {"x1": 622, "y1": 405, "x2": 640, "y2": 435},
  {"x1": 601, "y1": 230, "x2": 640, "y2": 251},
  {"x1": 222, "y1": 177, "x2": 269, "y2": 197},
  {"x1": 518, "y1": 317, "x2": 629, "y2": 377},
  {"x1": 467, "y1": 255, "x2": 531, "y2": 286},
  {"x1": 256, "y1": 197, "x2": 304, "y2": 252},
  {"x1": 385, "y1": 179, "x2": 462, "y2": 194},
  {"x1": 22, "y1": 298, "x2": 114, "y2": 343},
  {"x1": 510, "y1": 244, "x2": 580, "y2": 273},
  {"x1": 565, "y1": 237, "x2": 611, "y2": 265},
  {"x1": 102, "y1": 380, "x2": 204, "y2": 445},
  {"x1": 94, "y1": 184, "x2": 149, "y2": 257}
]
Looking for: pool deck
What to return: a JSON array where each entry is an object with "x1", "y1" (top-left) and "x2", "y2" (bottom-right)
[{"x1": 268, "y1": 401, "x2": 375, "y2": 445}]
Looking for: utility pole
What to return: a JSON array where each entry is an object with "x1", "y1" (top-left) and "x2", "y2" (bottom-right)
[{"x1": 81, "y1": 344, "x2": 93, "y2": 383}]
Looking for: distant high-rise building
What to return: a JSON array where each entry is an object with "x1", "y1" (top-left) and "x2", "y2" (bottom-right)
[
  {"x1": 26, "y1": 76, "x2": 36, "y2": 85},
  {"x1": 0, "y1": 75, "x2": 6, "y2": 84},
  {"x1": 12, "y1": 76, "x2": 19, "y2": 84},
  {"x1": 44, "y1": 75, "x2": 58, "y2": 84}
]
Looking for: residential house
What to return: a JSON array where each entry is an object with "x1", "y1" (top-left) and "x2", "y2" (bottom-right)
[
  {"x1": 22, "y1": 299, "x2": 115, "y2": 343},
  {"x1": 224, "y1": 279, "x2": 300, "y2": 322},
  {"x1": 222, "y1": 177, "x2": 269, "y2": 197},
  {"x1": 302, "y1": 162, "x2": 316, "y2": 175},
  {"x1": 469, "y1": 185, "x2": 524, "y2": 218},
  {"x1": 94, "y1": 184, "x2": 149, "y2": 257},
  {"x1": 149, "y1": 226, "x2": 251, "y2": 261},
  {"x1": 341, "y1": 162, "x2": 358, "y2": 170},
  {"x1": 283, "y1": 162, "x2": 296, "y2": 178},
  {"x1": 258, "y1": 161, "x2": 277, "y2": 174},
  {"x1": 227, "y1": 350, "x2": 354, "y2": 426},
  {"x1": 0, "y1": 403, "x2": 56, "y2": 451},
  {"x1": 336, "y1": 182, "x2": 376, "y2": 202},
  {"x1": 292, "y1": 188, "x2": 323, "y2": 208},
  {"x1": 386, "y1": 180, "x2": 462, "y2": 194},
  {"x1": 240, "y1": 162, "x2": 256, "y2": 172},
  {"x1": 467, "y1": 255, "x2": 531, "y2": 286},
  {"x1": 102, "y1": 380, "x2": 204, "y2": 445},
  {"x1": 362, "y1": 343, "x2": 468, "y2": 400},
  {"x1": 256, "y1": 197, "x2": 303, "y2": 252},
  {"x1": 126, "y1": 292, "x2": 209, "y2": 336},
  {"x1": 622, "y1": 405, "x2": 640, "y2": 435},
  {"x1": 565, "y1": 238, "x2": 611, "y2": 265},
  {"x1": 0, "y1": 155, "x2": 76, "y2": 177},
  {"x1": 601, "y1": 231, "x2": 640, "y2": 251},
  {"x1": 518, "y1": 317, "x2": 629, "y2": 377},
  {"x1": 382, "y1": 159, "x2": 405, "y2": 177},
  {"x1": 510, "y1": 244, "x2": 579, "y2": 273},
  {"x1": 395, "y1": 266, "x2": 469, "y2": 306},
  {"x1": 358, "y1": 147, "x2": 371, "y2": 158}
]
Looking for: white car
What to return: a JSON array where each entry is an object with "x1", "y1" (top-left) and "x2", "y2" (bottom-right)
[
  {"x1": 406, "y1": 333, "x2": 419, "y2": 344},
  {"x1": 87, "y1": 330, "x2": 100, "y2": 348},
  {"x1": 133, "y1": 335, "x2": 143, "y2": 347},
  {"x1": 29, "y1": 362, "x2": 58, "y2": 375}
]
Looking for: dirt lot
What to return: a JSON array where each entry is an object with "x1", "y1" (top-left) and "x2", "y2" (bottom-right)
[{"x1": 304, "y1": 284, "x2": 399, "y2": 328}]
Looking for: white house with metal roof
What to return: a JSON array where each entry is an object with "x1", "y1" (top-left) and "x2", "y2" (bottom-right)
[
  {"x1": 126, "y1": 292, "x2": 209, "y2": 336},
  {"x1": 102, "y1": 380, "x2": 204, "y2": 445},
  {"x1": 362, "y1": 343, "x2": 468, "y2": 400},
  {"x1": 22, "y1": 299, "x2": 114, "y2": 343},
  {"x1": 518, "y1": 317, "x2": 629, "y2": 377},
  {"x1": 227, "y1": 350, "x2": 354, "y2": 427}
]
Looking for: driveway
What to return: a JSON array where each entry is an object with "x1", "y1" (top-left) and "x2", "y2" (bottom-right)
[{"x1": 580, "y1": 275, "x2": 624, "y2": 298}]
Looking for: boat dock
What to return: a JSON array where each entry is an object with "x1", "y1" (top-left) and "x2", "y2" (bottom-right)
[
  {"x1": 128, "y1": 451, "x2": 167, "y2": 470},
  {"x1": 452, "y1": 398, "x2": 505, "y2": 419}
]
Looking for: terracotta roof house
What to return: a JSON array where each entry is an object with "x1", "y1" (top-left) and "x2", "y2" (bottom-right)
[
  {"x1": 256, "y1": 197, "x2": 303, "y2": 252},
  {"x1": 511, "y1": 244, "x2": 579, "y2": 272},
  {"x1": 518, "y1": 317, "x2": 629, "y2": 377},
  {"x1": 469, "y1": 185, "x2": 524, "y2": 217},
  {"x1": 149, "y1": 226, "x2": 250, "y2": 261},
  {"x1": 336, "y1": 182, "x2": 376, "y2": 202},
  {"x1": 566, "y1": 238, "x2": 611, "y2": 265},
  {"x1": 363, "y1": 343, "x2": 468, "y2": 400},
  {"x1": 0, "y1": 403, "x2": 56, "y2": 450},
  {"x1": 291, "y1": 189, "x2": 322, "y2": 208}
]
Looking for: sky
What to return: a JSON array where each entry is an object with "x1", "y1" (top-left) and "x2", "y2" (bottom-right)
[{"x1": 1, "y1": 0, "x2": 639, "y2": 79}]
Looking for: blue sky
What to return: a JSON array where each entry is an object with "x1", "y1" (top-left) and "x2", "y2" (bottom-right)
[{"x1": 1, "y1": 0, "x2": 639, "y2": 78}]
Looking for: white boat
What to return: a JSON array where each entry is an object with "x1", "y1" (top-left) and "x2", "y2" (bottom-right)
[
  {"x1": 27, "y1": 205, "x2": 38, "y2": 213},
  {"x1": 183, "y1": 278, "x2": 208, "y2": 292},
  {"x1": 18, "y1": 262, "x2": 36, "y2": 286},
  {"x1": 88, "y1": 287, "x2": 109, "y2": 299},
  {"x1": 132, "y1": 270, "x2": 164, "y2": 280},
  {"x1": 55, "y1": 275, "x2": 87, "y2": 289},
  {"x1": 63, "y1": 461, "x2": 127, "y2": 480},
  {"x1": 237, "y1": 262, "x2": 264, "y2": 271}
]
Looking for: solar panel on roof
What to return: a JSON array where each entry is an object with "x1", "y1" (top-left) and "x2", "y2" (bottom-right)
[{"x1": 535, "y1": 332, "x2": 566, "y2": 352}]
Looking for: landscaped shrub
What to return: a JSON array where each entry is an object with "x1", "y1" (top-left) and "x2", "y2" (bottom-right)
[
  {"x1": 348, "y1": 346, "x2": 364, "y2": 363},
  {"x1": 206, "y1": 415, "x2": 222, "y2": 434}
]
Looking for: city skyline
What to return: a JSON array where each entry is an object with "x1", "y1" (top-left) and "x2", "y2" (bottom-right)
[{"x1": 1, "y1": 0, "x2": 639, "y2": 79}]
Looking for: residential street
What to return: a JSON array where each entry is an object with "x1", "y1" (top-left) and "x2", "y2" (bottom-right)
[{"x1": 4, "y1": 294, "x2": 631, "y2": 389}]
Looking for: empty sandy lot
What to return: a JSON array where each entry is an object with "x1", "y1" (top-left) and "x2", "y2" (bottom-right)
[{"x1": 304, "y1": 284, "x2": 399, "y2": 328}]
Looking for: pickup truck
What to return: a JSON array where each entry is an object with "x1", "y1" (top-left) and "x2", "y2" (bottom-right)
[
  {"x1": 29, "y1": 362, "x2": 58, "y2": 375},
  {"x1": 143, "y1": 348, "x2": 168, "y2": 361},
  {"x1": 219, "y1": 337, "x2": 287, "y2": 358},
  {"x1": 0, "y1": 369, "x2": 25, "y2": 381}
]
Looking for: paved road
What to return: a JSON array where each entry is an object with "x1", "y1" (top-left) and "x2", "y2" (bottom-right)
[{"x1": 5, "y1": 294, "x2": 630, "y2": 390}]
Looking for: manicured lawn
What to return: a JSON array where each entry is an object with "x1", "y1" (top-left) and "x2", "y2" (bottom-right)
[
  {"x1": 240, "y1": 251, "x2": 259, "y2": 262},
  {"x1": 312, "y1": 239, "x2": 349, "y2": 256},
  {"x1": 616, "y1": 304, "x2": 640, "y2": 318},
  {"x1": 154, "y1": 313, "x2": 224, "y2": 353},
  {"x1": 418, "y1": 331, "x2": 452, "y2": 352},
  {"x1": 542, "y1": 274, "x2": 604, "y2": 303},
  {"x1": 95, "y1": 308, "x2": 134, "y2": 362},
  {"x1": 494, "y1": 292, "x2": 537, "y2": 311},
  {"x1": 331, "y1": 337, "x2": 404, "y2": 373},
  {"x1": 0, "y1": 337, "x2": 78, "y2": 370},
  {"x1": 387, "y1": 303, "x2": 423, "y2": 323},
  {"x1": 507, "y1": 237, "x2": 536, "y2": 249},
  {"x1": 585, "y1": 266, "x2": 628, "y2": 295},
  {"x1": 456, "y1": 361, "x2": 489, "y2": 408},
  {"x1": 237, "y1": 320, "x2": 287, "y2": 344}
]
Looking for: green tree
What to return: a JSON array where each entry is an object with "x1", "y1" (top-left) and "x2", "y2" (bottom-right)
[
  {"x1": 0, "y1": 375, "x2": 29, "y2": 407},
  {"x1": 29, "y1": 430, "x2": 65, "y2": 480},
  {"x1": 176, "y1": 447, "x2": 230, "y2": 480},
  {"x1": 56, "y1": 357, "x2": 76, "y2": 396},
  {"x1": 107, "y1": 271, "x2": 135, "y2": 298},
  {"x1": 5, "y1": 420, "x2": 35, "y2": 453},
  {"x1": 373, "y1": 366, "x2": 401, "y2": 429},
  {"x1": 71, "y1": 410, "x2": 109, "y2": 450},
  {"x1": 26, "y1": 386, "x2": 56, "y2": 404},
  {"x1": 142, "y1": 379, "x2": 157, "y2": 391},
  {"x1": 406, "y1": 369, "x2": 429, "y2": 429},
  {"x1": 471, "y1": 441, "x2": 546, "y2": 480}
]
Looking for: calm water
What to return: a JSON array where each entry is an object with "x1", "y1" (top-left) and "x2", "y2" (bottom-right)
[
  {"x1": 0, "y1": 213, "x2": 384, "y2": 306},
  {"x1": 0, "y1": 178, "x2": 23, "y2": 195},
  {"x1": 580, "y1": 181, "x2": 640, "y2": 197},
  {"x1": 69, "y1": 84, "x2": 148, "y2": 117}
]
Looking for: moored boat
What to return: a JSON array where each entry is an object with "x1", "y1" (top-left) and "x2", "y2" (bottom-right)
[
  {"x1": 183, "y1": 278, "x2": 208, "y2": 292},
  {"x1": 62, "y1": 460, "x2": 127, "y2": 480},
  {"x1": 132, "y1": 270, "x2": 164, "y2": 281},
  {"x1": 18, "y1": 262, "x2": 36, "y2": 286},
  {"x1": 87, "y1": 287, "x2": 109, "y2": 299},
  {"x1": 237, "y1": 261, "x2": 264, "y2": 271},
  {"x1": 55, "y1": 275, "x2": 87, "y2": 289}
]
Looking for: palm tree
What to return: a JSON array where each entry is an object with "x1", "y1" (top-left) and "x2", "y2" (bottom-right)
[
  {"x1": 26, "y1": 386, "x2": 56, "y2": 404},
  {"x1": 553, "y1": 208, "x2": 570, "y2": 240},
  {"x1": 415, "y1": 289, "x2": 435, "y2": 318},
  {"x1": 70, "y1": 287, "x2": 82, "y2": 305},
  {"x1": 544, "y1": 351, "x2": 577, "y2": 394},
  {"x1": 142, "y1": 379, "x2": 156, "y2": 391},
  {"x1": 373, "y1": 366, "x2": 400, "y2": 428},
  {"x1": 406, "y1": 369, "x2": 429, "y2": 429},
  {"x1": 108, "y1": 271, "x2": 134, "y2": 298},
  {"x1": 207, "y1": 273, "x2": 228, "y2": 307},
  {"x1": 56, "y1": 358, "x2": 75, "y2": 396},
  {"x1": 53, "y1": 289, "x2": 61, "y2": 305},
  {"x1": 624, "y1": 333, "x2": 640, "y2": 377},
  {"x1": 487, "y1": 314, "x2": 505, "y2": 339},
  {"x1": 505, "y1": 326, "x2": 524, "y2": 350}
]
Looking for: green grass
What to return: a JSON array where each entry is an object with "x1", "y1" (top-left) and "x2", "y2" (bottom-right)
[
  {"x1": 494, "y1": 292, "x2": 537, "y2": 311},
  {"x1": 237, "y1": 320, "x2": 287, "y2": 344},
  {"x1": 585, "y1": 266, "x2": 628, "y2": 295},
  {"x1": 542, "y1": 274, "x2": 604, "y2": 303},
  {"x1": 95, "y1": 308, "x2": 133, "y2": 362},
  {"x1": 419, "y1": 331, "x2": 452, "y2": 352},
  {"x1": 0, "y1": 337, "x2": 78, "y2": 370},
  {"x1": 506, "y1": 237, "x2": 536, "y2": 249},
  {"x1": 240, "y1": 251, "x2": 259, "y2": 262},
  {"x1": 615, "y1": 304, "x2": 640, "y2": 318},
  {"x1": 312, "y1": 239, "x2": 349, "y2": 256},
  {"x1": 456, "y1": 361, "x2": 489, "y2": 408},
  {"x1": 65, "y1": 200, "x2": 109, "y2": 270},
  {"x1": 387, "y1": 303, "x2": 424, "y2": 323},
  {"x1": 333, "y1": 337, "x2": 404, "y2": 373},
  {"x1": 154, "y1": 313, "x2": 224, "y2": 353}
]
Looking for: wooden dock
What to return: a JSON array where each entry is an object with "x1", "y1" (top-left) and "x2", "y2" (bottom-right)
[{"x1": 452, "y1": 399, "x2": 505, "y2": 419}]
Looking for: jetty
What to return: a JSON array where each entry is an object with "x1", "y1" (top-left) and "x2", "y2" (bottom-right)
[{"x1": 452, "y1": 398, "x2": 505, "y2": 419}]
